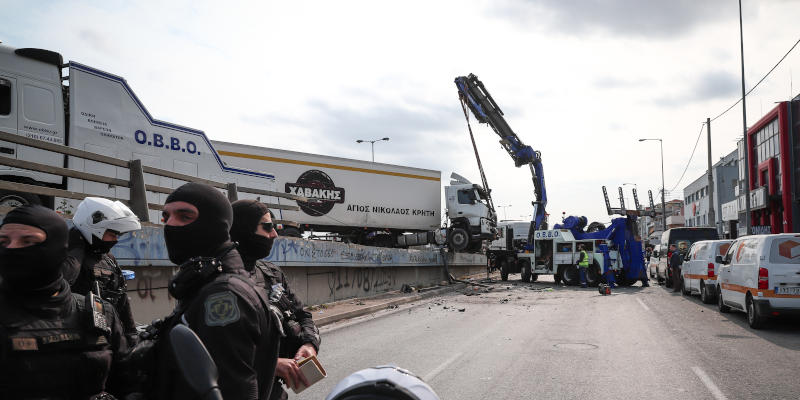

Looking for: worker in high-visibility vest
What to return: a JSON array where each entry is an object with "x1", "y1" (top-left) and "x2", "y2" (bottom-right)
[{"x1": 577, "y1": 244, "x2": 590, "y2": 288}]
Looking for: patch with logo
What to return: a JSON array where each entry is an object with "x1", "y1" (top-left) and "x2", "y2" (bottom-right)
[
  {"x1": 204, "y1": 291, "x2": 240, "y2": 327},
  {"x1": 40, "y1": 332, "x2": 81, "y2": 345},
  {"x1": 11, "y1": 337, "x2": 38, "y2": 351}
]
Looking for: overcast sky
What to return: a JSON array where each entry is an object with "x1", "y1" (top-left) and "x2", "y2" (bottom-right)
[{"x1": 3, "y1": 0, "x2": 799, "y2": 225}]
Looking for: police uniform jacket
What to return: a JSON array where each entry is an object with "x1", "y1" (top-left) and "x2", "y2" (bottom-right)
[
  {"x1": 252, "y1": 260, "x2": 320, "y2": 354},
  {"x1": 0, "y1": 279, "x2": 130, "y2": 399},
  {"x1": 62, "y1": 228, "x2": 137, "y2": 342},
  {"x1": 159, "y1": 248, "x2": 280, "y2": 400}
]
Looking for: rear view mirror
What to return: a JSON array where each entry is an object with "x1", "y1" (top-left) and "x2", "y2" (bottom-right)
[
  {"x1": 169, "y1": 324, "x2": 223, "y2": 400},
  {"x1": 715, "y1": 255, "x2": 724, "y2": 264}
]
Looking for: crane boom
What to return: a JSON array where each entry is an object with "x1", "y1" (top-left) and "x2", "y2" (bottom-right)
[{"x1": 454, "y1": 73, "x2": 548, "y2": 233}]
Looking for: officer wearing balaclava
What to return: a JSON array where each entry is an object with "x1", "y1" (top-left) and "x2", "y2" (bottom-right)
[
  {"x1": 231, "y1": 199, "x2": 321, "y2": 400},
  {"x1": 155, "y1": 183, "x2": 280, "y2": 400},
  {"x1": 0, "y1": 205, "x2": 131, "y2": 398}
]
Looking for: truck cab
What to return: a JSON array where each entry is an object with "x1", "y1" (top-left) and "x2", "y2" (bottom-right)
[
  {"x1": 444, "y1": 174, "x2": 497, "y2": 252},
  {"x1": 0, "y1": 46, "x2": 66, "y2": 206}
]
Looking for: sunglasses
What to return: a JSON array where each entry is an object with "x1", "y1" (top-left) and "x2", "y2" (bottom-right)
[{"x1": 260, "y1": 222, "x2": 276, "y2": 233}]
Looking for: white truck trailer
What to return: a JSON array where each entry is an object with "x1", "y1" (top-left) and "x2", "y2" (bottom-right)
[
  {"x1": 214, "y1": 142, "x2": 497, "y2": 250},
  {"x1": 0, "y1": 45, "x2": 284, "y2": 221},
  {"x1": 213, "y1": 141, "x2": 441, "y2": 246}
]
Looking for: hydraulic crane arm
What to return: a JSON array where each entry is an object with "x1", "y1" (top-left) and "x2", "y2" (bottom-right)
[{"x1": 455, "y1": 73, "x2": 548, "y2": 232}]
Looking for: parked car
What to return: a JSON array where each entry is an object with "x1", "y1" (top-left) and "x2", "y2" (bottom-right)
[
  {"x1": 717, "y1": 234, "x2": 800, "y2": 329},
  {"x1": 654, "y1": 227, "x2": 719, "y2": 287},
  {"x1": 680, "y1": 239, "x2": 733, "y2": 303}
]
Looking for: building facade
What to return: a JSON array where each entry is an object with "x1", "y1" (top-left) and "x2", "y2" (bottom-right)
[
  {"x1": 722, "y1": 96, "x2": 800, "y2": 236},
  {"x1": 682, "y1": 150, "x2": 738, "y2": 236}
]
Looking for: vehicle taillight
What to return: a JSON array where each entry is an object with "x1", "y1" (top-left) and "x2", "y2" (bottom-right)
[
  {"x1": 707, "y1": 263, "x2": 715, "y2": 278},
  {"x1": 758, "y1": 267, "x2": 769, "y2": 290}
]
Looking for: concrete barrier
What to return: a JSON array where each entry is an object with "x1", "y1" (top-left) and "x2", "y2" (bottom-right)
[{"x1": 114, "y1": 234, "x2": 487, "y2": 324}]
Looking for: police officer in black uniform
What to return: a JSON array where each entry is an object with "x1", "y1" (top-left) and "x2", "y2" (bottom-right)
[
  {"x1": 231, "y1": 200, "x2": 321, "y2": 399},
  {"x1": 155, "y1": 182, "x2": 280, "y2": 400},
  {"x1": 62, "y1": 197, "x2": 142, "y2": 344},
  {"x1": 0, "y1": 205, "x2": 131, "y2": 399}
]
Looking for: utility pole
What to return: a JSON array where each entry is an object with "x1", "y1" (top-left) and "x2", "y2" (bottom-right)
[
  {"x1": 739, "y1": 0, "x2": 752, "y2": 235},
  {"x1": 706, "y1": 118, "x2": 716, "y2": 231}
]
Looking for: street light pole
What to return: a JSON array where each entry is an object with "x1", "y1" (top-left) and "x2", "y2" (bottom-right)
[
  {"x1": 355, "y1": 137, "x2": 390, "y2": 162},
  {"x1": 738, "y1": 0, "x2": 752, "y2": 236},
  {"x1": 639, "y1": 138, "x2": 667, "y2": 235}
]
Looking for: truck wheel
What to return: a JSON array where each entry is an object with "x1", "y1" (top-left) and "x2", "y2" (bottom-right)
[
  {"x1": 500, "y1": 261, "x2": 509, "y2": 281},
  {"x1": 520, "y1": 260, "x2": 531, "y2": 283},
  {"x1": 717, "y1": 288, "x2": 730, "y2": 313},
  {"x1": 700, "y1": 282, "x2": 713, "y2": 304},
  {"x1": 586, "y1": 222, "x2": 606, "y2": 232},
  {"x1": 530, "y1": 273, "x2": 538, "y2": 282},
  {"x1": 559, "y1": 265, "x2": 578, "y2": 286},
  {"x1": 746, "y1": 294, "x2": 767, "y2": 329},
  {"x1": 447, "y1": 228, "x2": 469, "y2": 252},
  {"x1": 279, "y1": 227, "x2": 302, "y2": 238},
  {"x1": 0, "y1": 190, "x2": 41, "y2": 208},
  {"x1": 681, "y1": 278, "x2": 691, "y2": 296},
  {"x1": 585, "y1": 262, "x2": 600, "y2": 287}
]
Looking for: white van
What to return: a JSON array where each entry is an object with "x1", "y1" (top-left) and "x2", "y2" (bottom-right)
[
  {"x1": 681, "y1": 240, "x2": 733, "y2": 303},
  {"x1": 717, "y1": 234, "x2": 800, "y2": 329}
]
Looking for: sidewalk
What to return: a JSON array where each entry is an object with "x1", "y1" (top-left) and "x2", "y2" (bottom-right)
[{"x1": 311, "y1": 270, "x2": 498, "y2": 327}]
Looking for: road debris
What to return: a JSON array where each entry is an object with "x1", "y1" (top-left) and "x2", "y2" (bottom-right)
[{"x1": 458, "y1": 308, "x2": 466, "y2": 312}]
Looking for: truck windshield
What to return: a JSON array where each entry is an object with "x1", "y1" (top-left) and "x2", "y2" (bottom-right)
[{"x1": 665, "y1": 228, "x2": 718, "y2": 253}]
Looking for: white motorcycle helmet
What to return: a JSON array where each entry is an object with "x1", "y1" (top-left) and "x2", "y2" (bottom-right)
[
  {"x1": 326, "y1": 365, "x2": 440, "y2": 400},
  {"x1": 73, "y1": 197, "x2": 141, "y2": 245}
]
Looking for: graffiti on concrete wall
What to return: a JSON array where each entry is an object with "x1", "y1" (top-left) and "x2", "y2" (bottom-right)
[
  {"x1": 266, "y1": 237, "x2": 443, "y2": 267},
  {"x1": 113, "y1": 226, "x2": 172, "y2": 267},
  {"x1": 110, "y1": 226, "x2": 483, "y2": 268},
  {"x1": 327, "y1": 268, "x2": 398, "y2": 296}
]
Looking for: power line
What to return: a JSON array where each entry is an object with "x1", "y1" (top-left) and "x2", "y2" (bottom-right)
[
  {"x1": 667, "y1": 36, "x2": 800, "y2": 194},
  {"x1": 668, "y1": 122, "x2": 706, "y2": 192},
  {"x1": 711, "y1": 37, "x2": 800, "y2": 122}
]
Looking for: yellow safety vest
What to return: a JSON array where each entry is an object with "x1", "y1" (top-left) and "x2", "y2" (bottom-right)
[{"x1": 579, "y1": 250, "x2": 590, "y2": 267}]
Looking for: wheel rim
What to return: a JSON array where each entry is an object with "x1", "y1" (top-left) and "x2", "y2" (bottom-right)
[{"x1": 453, "y1": 233, "x2": 466, "y2": 246}]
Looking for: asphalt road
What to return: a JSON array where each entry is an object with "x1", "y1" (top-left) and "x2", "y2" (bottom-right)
[{"x1": 296, "y1": 275, "x2": 800, "y2": 400}]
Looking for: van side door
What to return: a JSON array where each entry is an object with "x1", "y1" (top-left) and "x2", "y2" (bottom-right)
[{"x1": 0, "y1": 76, "x2": 17, "y2": 159}]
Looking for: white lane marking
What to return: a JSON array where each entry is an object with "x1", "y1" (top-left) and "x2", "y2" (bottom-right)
[
  {"x1": 692, "y1": 366, "x2": 728, "y2": 400},
  {"x1": 636, "y1": 298, "x2": 650, "y2": 311},
  {"x1": 423, "y1": 351, "x2": 463, "y2": 382}
]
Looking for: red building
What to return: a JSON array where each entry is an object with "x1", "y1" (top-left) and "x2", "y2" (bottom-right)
[{"x1": 738, "y1": 96, "x2": 800, "y2": 234}]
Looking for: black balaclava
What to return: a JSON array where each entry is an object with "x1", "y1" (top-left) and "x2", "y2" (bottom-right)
[
  {"x1": 230, "y1": 200, "x2": 275, "y2": 266},
  {"x1": 164, "y1": 182, "x2": 233, "y2": 265},
  {"x1": 0, "y1": 205, "x2": 68, "y2": 293}
]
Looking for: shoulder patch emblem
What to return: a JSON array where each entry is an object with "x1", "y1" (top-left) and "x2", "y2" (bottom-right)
[{"x1": 204, "y1": 291, "x2": 240, "y2": 327}]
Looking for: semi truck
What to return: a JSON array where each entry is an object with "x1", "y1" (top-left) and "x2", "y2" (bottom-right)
[
  {"x1": 214, "y1": 141, "x2": 497, "y2": 250},
  {"x1": 0, "y1": 45, "x2": 297, "y2": 221}
]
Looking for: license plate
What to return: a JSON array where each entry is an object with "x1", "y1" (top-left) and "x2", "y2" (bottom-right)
[{"x1": 775, "y1": 286, "x2": 800, "y2": 295}]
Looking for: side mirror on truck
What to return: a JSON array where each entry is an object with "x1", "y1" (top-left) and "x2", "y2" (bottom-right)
[{"x1": 715, "y1": 255, "x2": 724, "y2": 264}]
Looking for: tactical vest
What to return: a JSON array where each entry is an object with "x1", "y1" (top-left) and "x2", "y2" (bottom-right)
[
  {"x1": 0, "y1": 293, "x2": 115, "y2": 399},
  {"x1": 75, "y1": 253, "x2": 127, "y2": 307},
  {"x1": 253, "y1": 262, "x2": 301, "y2": 338}
]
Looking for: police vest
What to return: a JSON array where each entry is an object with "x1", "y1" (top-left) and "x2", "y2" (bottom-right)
[
  {"x1": 579, "y1": 250, "x2": 590, "y2": 267},
  {"x1": 0, "y1": 293, "x2": 115, "y2": 398},
  {"x1": 252, "y1": 262, "x2": 301, "y2": 338}
]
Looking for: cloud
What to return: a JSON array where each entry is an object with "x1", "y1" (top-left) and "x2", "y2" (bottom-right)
[
  {"x1": 653, "y1": 70, "x2": 740, "y2": 106},
  {"x1": 491, "y1": 0, "x2": 741, "y2": 39},
  {"x1": 593, "y1": 76, "x2": 652, "y2": 89}
]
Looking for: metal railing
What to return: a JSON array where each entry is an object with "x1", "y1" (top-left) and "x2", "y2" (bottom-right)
[{"x1": 0, "y1": 130, "x2": 305, "y2": 226}]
